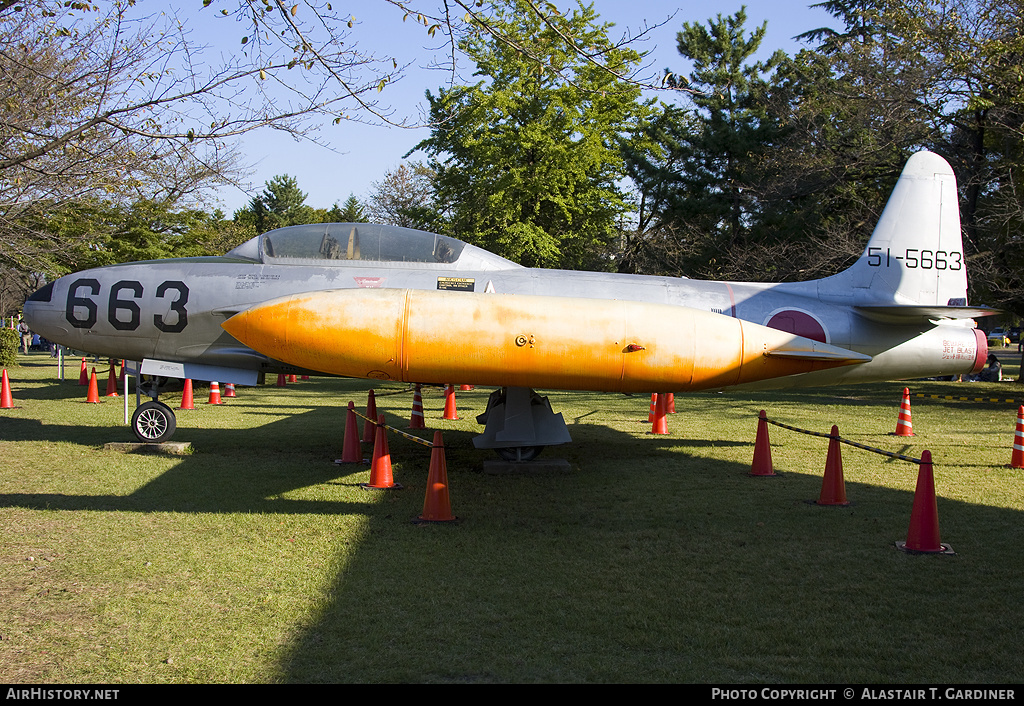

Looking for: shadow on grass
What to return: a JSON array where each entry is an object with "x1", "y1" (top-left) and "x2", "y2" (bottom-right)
[
  {"x1": 272, "y1": 439, "x2": 1024, "y2": 683},
  {"x1": 3, "y1": 373, "x2": 1024, "y2": 682}
]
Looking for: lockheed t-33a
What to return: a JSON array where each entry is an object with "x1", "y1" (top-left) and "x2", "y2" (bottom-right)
[{"x1": 24, "y1": 151, "x2": 993, "y2": 459}]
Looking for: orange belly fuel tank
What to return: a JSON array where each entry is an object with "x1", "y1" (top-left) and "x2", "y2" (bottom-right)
[{"x1": 221, "y1": 288, "x2": 870, "y2": 393}]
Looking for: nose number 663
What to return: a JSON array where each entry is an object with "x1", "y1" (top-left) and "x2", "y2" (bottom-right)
[{"x1": 65, "y1": 278, "x2": 189, "y2": 333}]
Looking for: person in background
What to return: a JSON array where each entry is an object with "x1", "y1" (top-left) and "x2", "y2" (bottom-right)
[
  {"x1": 978, "y1": 354, "x2": 1003, "y2": 382},
  {"x1": 17, "y1": 319, "x2": 31, "y2": 354}
]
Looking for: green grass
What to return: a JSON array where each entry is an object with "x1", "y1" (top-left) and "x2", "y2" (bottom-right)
[{"x1": 1, "y1": 352, "x2": 1023, "y2": 683}]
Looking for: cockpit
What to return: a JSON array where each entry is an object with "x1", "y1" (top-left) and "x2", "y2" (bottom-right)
[{"x1": 224, "y1": 223, "x2": 520, "y2": 271}]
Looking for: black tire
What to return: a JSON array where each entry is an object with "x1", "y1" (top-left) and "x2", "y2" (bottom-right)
[
  {"x1": 131, "y1": 400, "x2": 177, "y2": 443},
  {"x1": 495, "y1": 446, "x2": 544, "y2": 462}
]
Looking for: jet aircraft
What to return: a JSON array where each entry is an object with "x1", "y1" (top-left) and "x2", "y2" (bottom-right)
[{"x1": 24, "y1": 151, "x2": 993, "y2": 458}]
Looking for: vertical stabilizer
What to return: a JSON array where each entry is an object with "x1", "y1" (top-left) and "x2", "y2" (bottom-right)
[{"x1": 819, "y1": 151, "x2": 968, "y2": 308}]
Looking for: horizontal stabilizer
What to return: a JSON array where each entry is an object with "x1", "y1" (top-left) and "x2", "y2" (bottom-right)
[{"x1": 855, "y1": 305, "x2": 999, "y2": 322}]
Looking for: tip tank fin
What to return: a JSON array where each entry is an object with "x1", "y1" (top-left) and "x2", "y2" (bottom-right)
[{"x1": 765, "y1": 340, "x2": 872, "y2": 364}]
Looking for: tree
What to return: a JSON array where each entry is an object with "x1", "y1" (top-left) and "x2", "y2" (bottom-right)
[
  {"x1": 623, "y1": 8, "x2": 787, "y2": 279},
  {"x1": 366, "y1": 162, "x2": 437, "y2": 229},
  {"x1": 21, "y1": 197, "x2": 246, "y2": 275},
  {"x1": 0, "y1": 0, "x2": 414, "y2": 275},
  {"x1": 330, "y1": 194, "x2": 368, "y2": 224},
  {"x1": 412, "y1": 0, "x2": 651, "y2": 270},
  {"x1": 759, "y1": 0, "x2": 1024, "y2": 306},
  {"x1": 884, "y1": 0, "x2": 1024, "y2": 312},
  {"x1": 235, "y1": 175, "x2": 314, "y2": 232},
  {"x1": 1, "y1": 0, "x2": 679, "y2": 277},
  {"x1": 674, "y1": 9, "x2": 786, "y2": 251}
]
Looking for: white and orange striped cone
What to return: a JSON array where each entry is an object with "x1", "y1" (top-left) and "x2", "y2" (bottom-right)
[
  {"x1": 208, "y1": 382, "x2": 222, "y2": 405},
  {"x1": 892, "y1": 387, "x2": 915, "y2": 437},
  {"x1": 1011, "y1": 406, "x2": 1024, "y2": 469},
  {"x1": 224, "y1": 383, "x2": 236, "y2": 398},
  {"x1": 647, "y1": 393, "x2": 657, "y2": 422},
  {"x1": 648, "y1": 392, "x2": 668, "y2": 435},
  {"x1": 409, "y1": 384, "x2": 426, "y2": 429}
]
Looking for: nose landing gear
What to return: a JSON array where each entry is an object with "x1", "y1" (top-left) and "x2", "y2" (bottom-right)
[{"x1": 131, "y1": 400, "x2": 177, "y2": 443}]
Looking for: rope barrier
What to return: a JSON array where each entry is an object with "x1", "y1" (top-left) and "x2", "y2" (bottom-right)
[
  {"x1": 914, "y1": 392, "x2": 1022, "y2": 405},
  {"x1": 762, "y1": 414, "x2": 922, "y2": 464},
  {"x1": 367, "y1": 385, "x2": 417, "y2": 398},
  {"x1": 351, "y1": 405, "x2": 436, "y2": 448}
]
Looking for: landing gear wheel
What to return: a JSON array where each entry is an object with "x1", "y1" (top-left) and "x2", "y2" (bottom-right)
[
  {"x1": 495, "y1": 446, "x2": 544, "y2": 462},
  {"x1": 132, "y1": 400, "x2": 177, "y2": 443}
]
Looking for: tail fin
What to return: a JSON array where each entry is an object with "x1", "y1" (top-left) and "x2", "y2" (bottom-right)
[{"x1": 818, "y1": 151, "x2": 992, "y2": 319}]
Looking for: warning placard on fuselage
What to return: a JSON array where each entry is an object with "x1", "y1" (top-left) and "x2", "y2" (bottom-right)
[{"x1": 437, "y1": 277, "x2": 475, "y2": 292}]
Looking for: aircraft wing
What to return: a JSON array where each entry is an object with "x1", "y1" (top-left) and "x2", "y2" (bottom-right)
[{"x1": 855, "y1": 305, "x2": 1000, "y2": 322}]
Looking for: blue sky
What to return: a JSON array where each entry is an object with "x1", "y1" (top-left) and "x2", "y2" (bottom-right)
[{"x1": 209, "y1": 1, "x2": 835, "y2": 215}]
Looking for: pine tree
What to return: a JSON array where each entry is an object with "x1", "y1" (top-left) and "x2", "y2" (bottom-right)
[
  {"x1": 239, "y1": 175, "x2": 315, "y2": 232},
  {"x1": 333, "y1": 194, "x2": 367, "y2": 223}
]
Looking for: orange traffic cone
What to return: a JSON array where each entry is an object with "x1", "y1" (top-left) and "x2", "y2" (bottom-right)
[
  {"x1": 118, "y1": 359, "x2": 126, "y2": 387},
  {"x1": 336, "y1": 401, "x2": 363, "y2": 464},
  {"x1": 409, "y1": 384, "x2": 425, "y2": 429},
  {"x1": 417, "y1": 431, "x2": 456, "y2": 522},
  {"x1": 179, "y1": 379, "x2": 195, "y2": 410},
  {"x1": 443, "y1": 384, "x2": 458, "y2": 420},
  {"x1": 666, "y1": 392, "x2": 676, "y2": 414},
  {"x1": 78, "y1": 358, "x2": 88, "y2": 385},
  {"x1": 1011, "y1": 406, "x2": 1024, "y2": 469},
  {"x1": 85, "y1": 368, "x2": 100, "y2": 403},
  {"x1": 363, "y1": 389, "x2": 378, "y2": 444},
  {"x1": 1, "y1": 369, "x2": 14, "y2": 409},
  {"x1": 224, "y1": 383, "x2": 236, "y2": 398},
  {"x1": 750, "y1": 410, "x2": 776, "y2": 476},
  {"x1": 276, "y1": 373, "x2": 287, "y2": 387},
  {"x1": 459, "y1": 384, "x2": 473, "y2": 391},
  {"x1": 817, "y1": 425, "x2": 849, "y2": 506},
  {"x1": 892, "y1": 387, "x2": 915, "y2": 436},
  {"x1": 649, "y1": 392, "x2": 668, "y2": 435},
  {"x1": 208, "y1": 382, "x2": 222, "y2": 405},
  {"x1": 648, "y1": 393, "x2": 657, "y2": 422},
  {"x1": 104, "y1": 360, "x2": 119, "y2": 397},
  {"x1": 288, "y1": 374, "x2": 298, "y2": 383},
  {"x1": 897, "y1": 450, "x2": 953, "y2": 554},
  {"x1": 362, "y1": 415, "x2": 402, "y2": 489}
]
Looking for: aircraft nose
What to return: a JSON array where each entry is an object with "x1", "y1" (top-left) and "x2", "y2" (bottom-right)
[
  {"x1": 23, "y1": 280, "x2": 69, "y2": 344},
  {"x1": 23, "y1": 281, "x2": 54, "y2": 323}
]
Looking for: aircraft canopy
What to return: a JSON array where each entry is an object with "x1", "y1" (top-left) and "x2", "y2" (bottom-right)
[{"x1": 226, "y1": 223, "x2": 518, "y2": 270}]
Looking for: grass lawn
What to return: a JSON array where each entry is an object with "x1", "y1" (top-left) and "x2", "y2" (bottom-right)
[{"x1": 1, "y1": 351, "x2": 1022, "y2": 683}]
